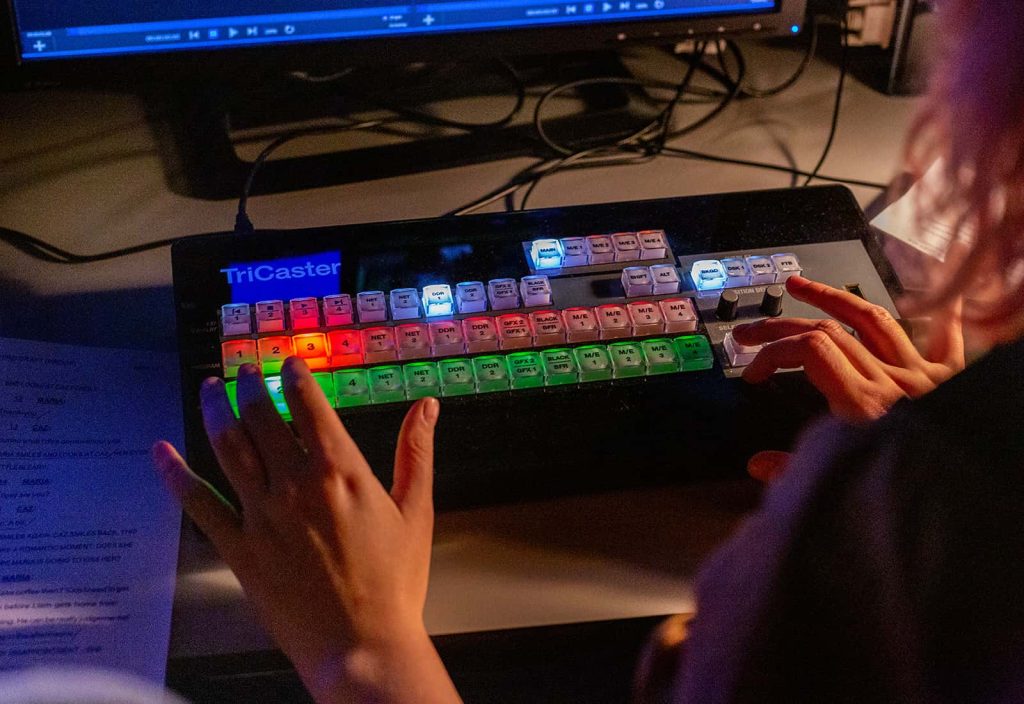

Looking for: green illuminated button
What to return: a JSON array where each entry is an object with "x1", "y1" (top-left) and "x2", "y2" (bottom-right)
[
  {"x1": 507, "y1": 351, "x2": 545, "y2": 389},
  {"x1": 367, "y1": 365, "x2": 407, "y2": 403},
  {"x1": 674, "y1": 335, "x2": 714, "y2": 371},
  {"x1": 403, "y1": 362, "x2": 442, "y2": 400},
  {"x1": 264, "y1": 375, "x2": 292, "y2": 419},
  {"x1": 541, "y1": 348, "x2": 579, "y2": 386},
  {"x1": 472, "y1": 356, "x2": 511, "y2": 393},
  {"x1": 608, "y1": 342, "x2": 647, "y2": 378},
  {"x1": 573, "y1": 345, "x2": 613, "y2": 382},
  {"x1": 312, "y1": 372, "x2": 337, "y2": 407},
  {"x1": 333, "y1": 369, "x2": 371, "y2": 407},
  {"x1": 641, "y1": 339, "x2": 679, "y2": 375},
  {"x1": 437, "y1": 358, "x2": 476, "y2": 397},
  {"x1": 224, "y1": 380, "x2": 240, "y2": 417}
]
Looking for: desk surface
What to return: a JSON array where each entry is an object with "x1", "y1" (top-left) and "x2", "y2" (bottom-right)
[{"x1": 0, "y1": 44, "x2": 918, "y2": 658}]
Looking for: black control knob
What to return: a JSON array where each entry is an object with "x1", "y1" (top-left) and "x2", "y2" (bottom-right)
[
  {"x1": 717, "y1": 289, "x2": 740, "y2": 321},
  {"x1": 760, "y1": 285, "x2": 784, "y2": 317}
]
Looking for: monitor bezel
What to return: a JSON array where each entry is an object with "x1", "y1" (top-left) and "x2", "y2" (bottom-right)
[{"x1": 1, "y1": 0, "x2": 806, "y2": 84}]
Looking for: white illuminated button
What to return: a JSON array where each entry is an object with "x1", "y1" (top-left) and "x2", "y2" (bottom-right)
[
  {"x1": 221, "y1": 303, "x2": 251, "y2": 336},
  {"x1": 289, "y1": 297, "x2": 320, "y2": 330},
  {"x1": 530, "y1": 310, "x2": 567, "y2": 346},
  {"x1": 421, "y1": 284, "x2": 454, "y2": 317},
  {"x1": 627, "y1": 301, "x2": 665, "y2": 336},
  {"x1": 389, "y1": 288, "x2": 421, "y2": 320},
  {"x1": 771, "y1": 253, "x2": 802, "y2": 282},
  {"x1": 487, "y1": 278, "x2": 520, "y2": 310},
  {"x1": 690, "y1": 260, "x2": 728, "y2": 292},
  {"x1": 649, "y1": 264, "x2": 681, "y2": 294},
  {"x1": 395, "y1": 323, "x2": 431, "y2": 360},
  {"x1": 561, "y1": 237, "x2": 588, "y2": 267},
  {"x1": 530, "y1": 239, "x2": 564, "y2": 270},
  {"x1": 596, "y1": 304, "x2": 631, "y2": 339},
  {"x1": 322, "y1": 294, "x2": 354, "y2": 326},
  {"x1": 497, "y1": 313, "x2": 533, "y2": 350},
  {"x1": 255, "y1": 300, "x2": 285, "y2": 333},
  {"x1": 724, "y1": 331, "x2": 763, "y2": 367},
  {"x1": 721, "y1": 258, "x2": 751, "y2": 288},
  {"x1": 563, "y1": 307, "x2": 600, "y2": 343},
  {"x1": 745, "y1": 255, "x2": 776, "y2": 285},
  {"x1": 463, "y1": 316, "x2": 499, "y2": 353},
  {"x1": 611, "y1": 232, "x2": 641, "y2": 262},
  {"x1": 638, "y1": 229, "x2": 668, "y2": 260},
  {"x1": 659, "y1": 298, "x2": 699, "y2": 333},
  {"x1": 585, "y1": 235, "x2": 614, "y2": 264},
  {"x1": 428, "y1": 320, "x2": 466, "y2": 356},
  {"x1": 620, "y1": 266, "x2": 654, "y2": 297},
  {"x1": 455, "y1": 281, "x2": 487, "y2": 314},
  {"x1": 519, "y1": 275, "x2": 552, "y2": 307},
  {"x1": 361, "y1": 327, "x2": 397, "y2": 363},
  {"x1": 356, "y1": 291, "x2": 387, "y2": 323}
]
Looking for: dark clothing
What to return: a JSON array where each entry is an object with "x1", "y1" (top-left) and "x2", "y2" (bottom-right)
[{"x1": 679, "y1": 338, "x2": 1024, "y2": 704}]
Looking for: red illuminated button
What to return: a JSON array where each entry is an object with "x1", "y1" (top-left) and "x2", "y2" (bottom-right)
[
  {"x1": 361, "y1": 327, "x2": 398, "y2": 363},
  {"x1": 327, "y1": 329, "x2": 363, "y2": 367},
  {"x1": 428, "y1": 321, "x2": 466, "y2": 356},
  {"x1": 257, "y1": 336, "x2": 294, "y2": 373},
  {"x1": 596, "y1": 304, "x2": 631, "y2": 339},
  {"x1": 221, "y1": 339, "x2": 258, "y2": 378},
  {"x1": 463, "y1": 317, "x2": 499, "y2": 353},
  {"x1": 289, "y1": 297, "x2": 320, "y2": 330},
  {"x1": 323, "y1": 294, "x2": 354, "y2": 326},
  {"x1": 562, "y1": 307, "x2": 599, "y2": 343},
  {"x1": 396, "y1": 323, "x2": 431, "y2": 360},
  {"x1": 627, "y1": 301, "x2": 665, "y2": 336},
  {"x1": 497, "y1": 313, "x2": 532, "y2": 350},
  {"x1": 255, "y1": 301, "x2": 286, "y2": 333},
  {"x1": 530, "y1": 310, "x2": 566, "y2": 346},
  {"x1": 292, "y1": 332, "x2": 330, "y2": 369},
  {"x1": 659, "y1": 298, "x2": 699, "y2": 333}
]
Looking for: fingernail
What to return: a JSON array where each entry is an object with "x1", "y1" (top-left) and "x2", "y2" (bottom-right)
[
  {"x1": 238, "y1": 363, "x2": 261, "y2": 378},
  {"x1": 281, "y1": 356, "x2": 309, "y2": 381},
  {"x1": 421, "y1": 397, "x2": 440, "y2": 426}
]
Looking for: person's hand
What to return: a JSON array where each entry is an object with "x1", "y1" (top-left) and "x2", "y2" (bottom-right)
[
  {"x1": 733, "y1": 275, "x2": 965, "y2": 482},
  {"x1": 151, "y1": 358, "x2": 461, "y2": 704}
]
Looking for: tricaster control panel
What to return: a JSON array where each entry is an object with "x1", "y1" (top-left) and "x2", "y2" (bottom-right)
[{"x1": 173, "y1": 187, "x2": 901, "y2": 508}]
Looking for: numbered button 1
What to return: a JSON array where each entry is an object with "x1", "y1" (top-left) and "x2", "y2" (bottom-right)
[
  {"x1": 257, "y1": 336, "x2": 294, "y2": 374},
  {"x1": 256, "y1": 300, "x2": 286, "y2": 333},
  {"x1": 289, "y1": 297, "x2": 320, "y2": 330},
  {"x1": 327, "y1": 329, "x2": 363, "y2": 367},
  {"x1": 221, "y1": 339, "x2": 258, "y2": 378},
  {"x1": 221, "y1": 303, "x2": 251, "y2": 336},
  {"x1": 292, "y1": 333, "x2": 330, "y2": 369}
]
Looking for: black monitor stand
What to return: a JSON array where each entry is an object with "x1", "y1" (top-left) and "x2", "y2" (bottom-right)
[{"x1": 141, "y1": 51, "x2": 661, "y2": 201}]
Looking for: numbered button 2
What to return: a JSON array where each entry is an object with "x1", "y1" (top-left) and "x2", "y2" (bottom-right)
[{"x1": 257, "y1": 336, "x2": 294, "y2": 374}]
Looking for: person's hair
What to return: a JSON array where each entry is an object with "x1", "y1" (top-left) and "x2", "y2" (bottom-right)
[{"x1": 905, "y1": 0, "x2": 1024, "y2": 336}]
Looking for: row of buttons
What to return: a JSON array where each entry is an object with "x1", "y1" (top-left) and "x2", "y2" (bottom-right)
[
  {"x1": 529, "y1": 230, "x2": 668, "y2": 270},
  {"x1": 220, "y1": 299, "x2": 700, "y2": 376},
  {"x1": 689, "y1": 253, "x2": 802, "y2": 292},
  {"x1": 220, "y1": 276, "x2": 553, "y2": 336},
  {"x1": 223, "y1": 335, "x2": 714, "y2": 416}
]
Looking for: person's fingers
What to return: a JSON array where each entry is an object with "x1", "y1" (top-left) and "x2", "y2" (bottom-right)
[
  {"x1": 235, "y1": 364, "x2": 306, "y2": 489},
  {"x1": 923, "y1": 297, "x2": 965, "y2": 369},
  {"x1": 200, "y1": 377, "x2": 268, "y2": 510},
  {"x1": 391, "y1": 398, "x2": 440, "y2": 522},
  {"x1": 747, "y1": 451, "x2": 791, "y2": 483},
  {"x1": 731, "y1": 317, "x2": 887, "y2": 381},
  {"x1": 786, "y1": 276, "x2": 920, "y2": 367},
  {"x1": 280, "y1": 357, "x2": 370, "y2": 479},
  {"x1": 152, "y1": 440, "x2": 249, "y2": 572}
]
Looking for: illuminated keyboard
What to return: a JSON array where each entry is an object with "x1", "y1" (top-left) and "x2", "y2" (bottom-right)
[{"x1": 174, "y1": 187, "x2": 902, "y2": 507}]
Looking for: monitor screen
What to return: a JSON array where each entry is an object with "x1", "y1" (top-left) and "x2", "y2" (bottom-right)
[{"x1": 10, "y1": 0, "x2": 784, "y2": 62}]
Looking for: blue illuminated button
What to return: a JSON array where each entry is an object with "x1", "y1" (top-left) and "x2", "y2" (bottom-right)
[
  {"x1": 690, "y1": 260, "x2": 728, "y2": 292},
  {"x1": 421, "y1": 284, "x2": 454, "y2": 317},
  {"x1": 530, "y1": 239, "x2": 564, "y2": 269},
  {"x1": 455, "y1": 281, "x2": 488, "y2": 314}
]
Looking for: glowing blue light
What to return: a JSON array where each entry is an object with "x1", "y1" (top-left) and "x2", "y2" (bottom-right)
[
  {"x1": 690, "y1": 260, "x2": 728, "y2": 292},
  {"x1": 530, "y1": 239, "x2": 564, "y2": 270},
  {"x1": 791, "y1": 25, "x2": 800, "y2": 33},
  {"x1": 421, "y1": 284, "x2": 455, "y2": 317}
]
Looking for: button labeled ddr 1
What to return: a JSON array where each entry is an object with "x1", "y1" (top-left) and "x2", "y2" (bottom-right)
[
  {"x1": 333, "y1": 369, "x2": 371, "y2": 407},
  {"x1": 541, "y1": 348, "x2": 579, "y2": 386},
  {"x1": 507, "y1": 351, "x2": 545, "y2": 389},
  {"x1": 574, "y1": 345, "x2": 613, "y2": 382},
  {"x1": 403, "y1": 362, "x2": 442, "y2": 400},
  {"x1": 437, "y1": 358, "x2": 476, "y2": 396},
  {"x1": 472, "y1": 356, "x2": 511, "y2": 393},
  {"x1": 367, "y1": 365, "x2": 406, "y2": 403}
]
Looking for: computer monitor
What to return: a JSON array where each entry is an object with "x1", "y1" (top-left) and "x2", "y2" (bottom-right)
[{"x1": 3, "y1": 0, "x2": 805, "y2": 78}]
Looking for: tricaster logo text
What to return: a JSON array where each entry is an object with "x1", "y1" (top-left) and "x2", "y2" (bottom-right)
[{"x1": 220, "y1": 261, "x2": 343, "y2": 284}]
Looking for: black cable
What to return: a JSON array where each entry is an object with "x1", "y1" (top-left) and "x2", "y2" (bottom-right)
[
  {"x1": 802, "y1": 17, "x2": 849, "y2": 187},
  {"x1": 0, "y1": 225, "x2": 188, "y2": 264},
  {"x1": 736, "y1": 15, "x2": 819, "y2": 99}
]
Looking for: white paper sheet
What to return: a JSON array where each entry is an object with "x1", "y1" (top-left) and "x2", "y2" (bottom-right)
[{"x1": 0, "y1": 337, "x2": 182, "y2": 684}]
